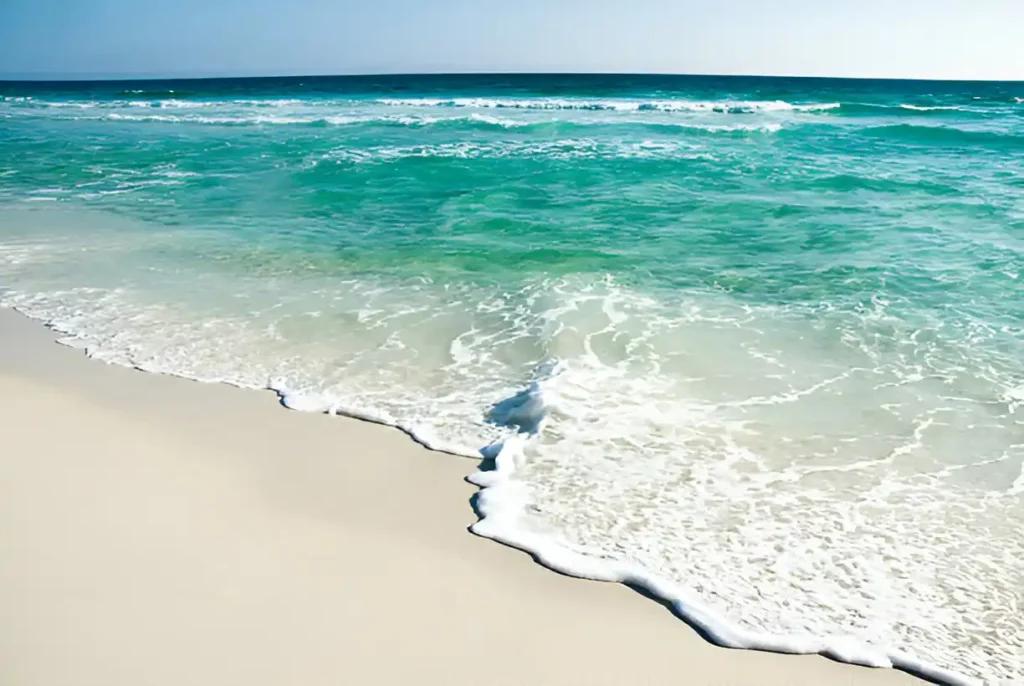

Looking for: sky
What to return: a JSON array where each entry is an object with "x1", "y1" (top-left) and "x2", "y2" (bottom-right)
[{"x1": 1, "y1": 0, "x2": 1023, "y2": 81}]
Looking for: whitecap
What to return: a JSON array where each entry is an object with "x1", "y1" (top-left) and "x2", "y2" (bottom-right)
[{"x1": 375, "y1": 97, "x2": 840, "y2": 114}]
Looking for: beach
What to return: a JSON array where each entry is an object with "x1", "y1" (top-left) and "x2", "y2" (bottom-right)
[
  {"x1": 0, "y1": 307, "x2": 930, "y2": 686},
  {"x1": 1, "y1": 75, "x2": 1020, "y2": 683}
]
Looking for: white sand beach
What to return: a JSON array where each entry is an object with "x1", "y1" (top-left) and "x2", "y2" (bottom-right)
[{"x1": 0, "y1": 308, "x2": 926, "y2": 686}]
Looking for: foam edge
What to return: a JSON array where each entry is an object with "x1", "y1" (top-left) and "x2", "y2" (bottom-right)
[
  {"x1": 467, "y1": 435, "x2": 981, "y2": 686},
  {"x1": 15, "y1": 307, "x2": 986, "y2": 686}
]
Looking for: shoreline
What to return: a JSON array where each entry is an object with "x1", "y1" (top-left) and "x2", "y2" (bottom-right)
[{"x1": 0, "y1": 306, "x2": 944, "y2": 685}]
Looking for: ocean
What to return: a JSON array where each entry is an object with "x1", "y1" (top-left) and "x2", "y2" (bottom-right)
[{"x1": 0, "y1": 74, "x2": 1021, "y2": 684}]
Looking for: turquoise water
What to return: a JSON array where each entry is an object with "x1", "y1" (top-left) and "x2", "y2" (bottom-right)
[{"x1": 1, "y1": 75, "x2": 1022, "y2": 683}]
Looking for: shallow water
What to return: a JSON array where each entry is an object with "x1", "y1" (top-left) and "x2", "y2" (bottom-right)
[{"x1": 1, "y1": 74, "x2": 1022, "y2": 683}]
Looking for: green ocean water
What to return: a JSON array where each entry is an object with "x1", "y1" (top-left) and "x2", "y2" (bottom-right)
[{"x1": 1, "y1": 75, "x2": 1022, "y2": 683}]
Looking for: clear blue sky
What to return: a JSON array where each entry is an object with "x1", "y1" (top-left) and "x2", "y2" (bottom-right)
[{"x1": 1, "y1": 0, "x2": 1023, "y2": 81}]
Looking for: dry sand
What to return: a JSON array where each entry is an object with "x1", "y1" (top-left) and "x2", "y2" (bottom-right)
[{"x1": 0, "y1": 308, "x2": 926, "y2": 686}]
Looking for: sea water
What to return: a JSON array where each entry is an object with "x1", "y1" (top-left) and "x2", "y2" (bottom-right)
[{"x1": 0, "y1": 75, "x2": 1021, "y2": 684}]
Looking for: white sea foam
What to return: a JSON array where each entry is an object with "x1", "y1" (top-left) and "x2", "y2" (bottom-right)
[
  {"x1": 1, "y1": 219, "x2": 1018, "y2": 686},
  {"x1": 38, "y1": 101, "x2": 98, "y2": 109},
  {"x1": 79, "y1": 112, "x2": 525, "y2": 128},
  {"x1": 4, "y1": 261, "x2": 1012, "y2": 685},
  {"x1": 107, "y1": 112, "x2": 181, "y2": 123},
  {"x1": 467, "y1": 113, "x2": 532, "y2": 128},
  {"x1": 0, "y1": 97, "x2": 307, "y2": 113},
  {"x1": 897, "y1": 104, "x2": 987, "y2": 113},
  {"x1": 319, "y1": 138, "x2": 717, "y2": 164},
  {"x1": 154, "y1": 169, "x2": 199, "y2": 179},
  {"x1": 86, "y1": 111, "x2": 786, "y2": 134},
  {"x1": 376, "y1": 97, "x2": 840, "y2": 114},
  {"x1": 669, "y1": 121, "x2": 782, "y2": 133},
  {"x1": 900, "y1": 104, "x2": 956, "y2": 111},
  {"x1": 104, "y1": 112, "x2": 343, "y2": 125},
  {"x1": 469, "y1": 426, "x2": 982, "y2": 686},
  {"x1": 0, "y1": 94, "x2": 847, "y2": 127},
  {"x1": 0, "y1": 94, "x2": 841, "y2": 132}
]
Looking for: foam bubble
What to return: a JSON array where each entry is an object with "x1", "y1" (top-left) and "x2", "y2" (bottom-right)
[{"x1": 322, "y1": 138, "x2": 717, "y2": 164}]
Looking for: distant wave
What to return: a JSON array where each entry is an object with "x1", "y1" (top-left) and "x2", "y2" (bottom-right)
[
  {"x1": 864, "y1": 123, "x2": 1024, "y2": 148},
  {"x1": 312, "y1": 139, "x2": 720, "y2": 165},
  {"x1": 803, "y1": 173, "x2": 962, "y2": 196},
  {"x1": 10, "y1": 95, "x2": 1011, "y2": 121},
  {"x1": 375, "y1": 97, "x2": 840, "y2": 114},
  {"x1": 5, "y1": 94, "x2": 1018, "y2": 117},
  {"x1": 56, "y1": 111, "x2": 782, "y2": 135},
  {"x1": 3, "y1": 96, "x2": 838, "y2": 114},
  {"x1": 1, "y1": 97, "x2": 307, "y2": 110},
  {"x1": 899, "y1": 104, "x2": 965, "y2": 112},
  {"x1": 116, "y1": 88, "x2": 188, "y2": 97},
  {"x1": 835, "y1": 102, "x2": 993, "y2": 118},
  {"x1": 104, "y1": 112, "x2": 353, "y2": 125},
  {"x1": 102, "y1": 112, "x2": 529, "y2": 128}
]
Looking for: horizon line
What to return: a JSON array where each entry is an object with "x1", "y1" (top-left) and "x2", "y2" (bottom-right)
[{"x1": 2, "y1": 70, "x2": 1023, "y2": 85}]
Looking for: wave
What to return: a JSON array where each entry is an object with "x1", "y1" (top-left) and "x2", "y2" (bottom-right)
[
  {"x1": 247, "y1": 343, "x2": 986, "y2": 686},
  {"x1": 469, "y1": 376, "x2": 979, "y2": 686},
  {"x1": 834, "y1": 102, "x2": 994, "y2": 118},
  {"x1": 5, "y1": 94, "x2": 1018, "y2": 118},
  {"x1": 803, "y1": 173, "x2": 961, "y2": 196},
  {"x1": 103, "y1": 112, "x2": 432, "y2": 126},
  {"x1": 135, "y1": 98, "x2": 307, "y2": 109},
  {"x1": 899, "y1": 104, "x2": 968, "y2": 112},
  {"x1": 116, "y1": 88, "x2": 188, "y2": 98},
  {"x1": 3, "y1": 95, "x2": 834, "y2": 114},
  {"x1": 317, "y1": 139, "x2": 719, "y2": 164},
  {"x1": 863, "y1": 123, "x2": 1024, "y2": 149},
  {"x1": 53, "y1": 111, "x2": 779, "y2": 136},
  {"x1": 101, "y1": 112, "x2": 527, "y2": 128},
  {"x1": 5, "y1": 290, "x2": 988, "y2": 686},
  {"x1": 8, "y1": 94, "x2": 1012, "y2": 131},
  {"x1": 105, "y1": 112, "x2": 344, "y2": 125},
  {"x1": 1, "y1": 97, "x2": 304, "y2": 110},
  {"x1": 135, "y1": 98, "x2": 215, "y2": 109},
  {"x1": 0, "y1": 233, "x2": 1003, "y2": 686},
  {"x1": 376, "y1": 97, "x2": 840, "y2": 114}
]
